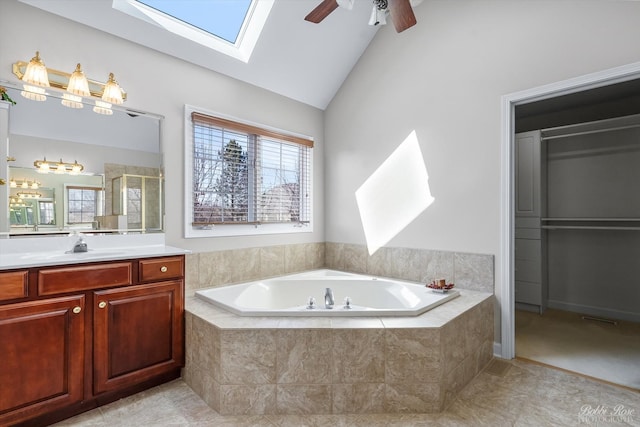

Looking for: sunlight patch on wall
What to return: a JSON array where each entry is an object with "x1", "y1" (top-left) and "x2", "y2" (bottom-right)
[{"x1": 355, "y1": 130, "x2": 434, "y2": 256}]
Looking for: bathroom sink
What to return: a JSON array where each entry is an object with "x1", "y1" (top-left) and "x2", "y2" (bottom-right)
[{"x1": 18, "y1": 249, "x2": 126, "y2": 261}]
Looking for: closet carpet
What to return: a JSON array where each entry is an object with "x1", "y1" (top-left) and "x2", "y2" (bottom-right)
[{"x1": 516, "y1": 308, "x2": 640, "y2": 390}]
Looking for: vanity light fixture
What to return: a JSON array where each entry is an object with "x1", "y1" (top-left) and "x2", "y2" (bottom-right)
[
  {"x1": 16, "y1": 191, "x2": 41, "y2": 199},
  {"x1": 62, "y1": 63, "x2": 91, "y2": 109},
  {"x1": 9, "y1": 197, "x2": 28, "y2": 208},
  {"x1": 20, "y1": 51, "x2": 50, "y2": 102},
  {"x1": 34, "y1": 158, "x2": 84, "y2": 175},
  {"x1": 13, "y1": 53, "x2": 127, "y2": 112}
]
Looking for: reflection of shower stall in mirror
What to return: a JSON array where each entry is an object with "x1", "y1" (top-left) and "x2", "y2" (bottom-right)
[{"x1": 112, "y1": 174, "x2": 163, "y2": 232}]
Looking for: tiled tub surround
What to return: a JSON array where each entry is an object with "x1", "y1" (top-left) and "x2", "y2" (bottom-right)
[
  {"x1": 184, "y1": 242, "x2": 494, "y2": 296},
  {"x1": 183, "y1": 290, "x2": 494, "y2": 415}
]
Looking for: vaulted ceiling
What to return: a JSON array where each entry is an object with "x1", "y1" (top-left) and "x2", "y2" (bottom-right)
[{"x1": 19, "y1": 0, "x2": 384, "y2": 110}]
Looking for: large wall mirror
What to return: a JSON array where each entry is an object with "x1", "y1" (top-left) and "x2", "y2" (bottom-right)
[{"x1": 1, "y1": 83, "x2": 163, "y2": 236}]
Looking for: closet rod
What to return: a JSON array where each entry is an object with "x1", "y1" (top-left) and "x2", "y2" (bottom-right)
[
  {"x1": 542, "y1": 225, "x2": 640, "y2": 231},
  {"x1": 541, "y1": 123, "x2": 640, "y2": 141}
]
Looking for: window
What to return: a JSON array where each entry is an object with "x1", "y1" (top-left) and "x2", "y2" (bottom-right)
[
  {"x1": 185, "y1": 107, "x2": 313, "y2": 238},
  {"x1": 137, "y1": 0, "x2": 252, "y2": 44},
  {"x1": 67, "y1": 186, "x2": 101, "y2": 224},
  {"x1": 114, "y1": 0, "x2": 274, "y2": 62}
]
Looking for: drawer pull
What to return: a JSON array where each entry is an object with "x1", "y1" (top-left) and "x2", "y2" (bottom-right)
[
  {"x1": 160, "y1": 266, "x2": 168, "y2": 273},
  {"x1": 73, "y1": 306, "x2": 82, "y2": 314},
  {"x1": 98, "y1": 301, "x2": 107, "y2": 309}
]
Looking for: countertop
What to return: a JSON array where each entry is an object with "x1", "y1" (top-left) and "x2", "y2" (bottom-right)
[{"x1": 0, "y1": 234, "x2": 190, "y2": 270}]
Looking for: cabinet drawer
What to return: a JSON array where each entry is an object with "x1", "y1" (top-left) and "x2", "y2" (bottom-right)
[
  {"x1": 0, "y1": 271, "x2": 29, "y2": 301},
  {"x1": 514, "y1": 228, "x2": 541, "y2": 239},
  {"x1": 515, "y1": 239, "x2": 541, "y2": 261},
  {"x1": 38, "y1": 262, "x2": 132, "y2": 295},
  {"x1": 139, "y1": 257, "x2": 184, "y2": 282},
  {"x1": 515, "y1": 281, "x2": 542, "y2": 305},
  {"x1": 515, "y1": 259, "x2": 541, "y2": 283}
]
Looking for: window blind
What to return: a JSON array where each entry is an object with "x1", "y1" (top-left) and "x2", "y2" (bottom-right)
[{"x1": 191, "y1": 112, "x2": 312, "y2": 226}]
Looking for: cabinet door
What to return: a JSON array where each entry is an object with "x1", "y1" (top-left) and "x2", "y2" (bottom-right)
[
  {"x1": 0, "y1": 295, "x2": 85, "y2": 426},
  {"x1": 93, "y1": 280, "x2": 184, "y2": 394},
  {"x1": 515, "y1": 131, "x2": 541, "y2": 217}
]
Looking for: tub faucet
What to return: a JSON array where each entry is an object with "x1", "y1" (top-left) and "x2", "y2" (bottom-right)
[{"x1": 324, "y1": 288, "x2": 334, "y2": 309}]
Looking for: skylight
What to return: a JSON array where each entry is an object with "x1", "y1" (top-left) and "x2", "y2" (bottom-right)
[
  {"x1": 113, "y1": 0, "x2": 273, "y2": 62},
  {"x1": 137, "y1": 0, "x2": 252, "y2": 44}
]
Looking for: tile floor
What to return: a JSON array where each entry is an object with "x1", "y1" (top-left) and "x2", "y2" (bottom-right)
[{"x1": 53, "y1": 358, "x2": 639, "y2": 426}]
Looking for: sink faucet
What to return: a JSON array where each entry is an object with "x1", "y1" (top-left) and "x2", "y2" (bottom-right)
[
  {"x1": 72, "y1": 237, "x2": 88, "y2": 253},
  {"x1": 324, "y1": 287, "x2": 334, "y2": 309}
]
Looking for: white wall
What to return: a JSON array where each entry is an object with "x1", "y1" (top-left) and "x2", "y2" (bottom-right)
[
  {"x1": 0, "y1": 0, "x2": 324, "y2": 251},
  {"x1": 324, "y1": 0, "x2": 640, "y2": 343}
]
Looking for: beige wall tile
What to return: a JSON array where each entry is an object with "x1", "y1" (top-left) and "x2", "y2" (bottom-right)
[
  {"x1": 276, "y1": 384, "x2": 332, "y2": 415},
  {"x1": 219, "y1": 384, "x2": 276, "y2": 415},
  {"x1": 259, "y1": 245, "x2": 285, "y2": 278},
  {"x1": 220, "y1": 329, "x2": 276, "y2": 384},
  {"x1": 284, "y1": 244, "x2": 306, "y2": 273},
  {"x1": 440, "y1": 314, "x2": 467, "y2": 375},
  {"x1": 332, "y1": 329, "x2": 385, "y2": 383},
  {"x1": 343, "y1": 243, "x2": 368, "y2": 274},
  {"x1": 384, "y1": 382, "x2": 443, "y2": 413},
  {"x1": 276, "y1": 329, "x2": 333, "y2": 384},
  {"x1": 332, "y1": 383, "x2": 385, "y2": 414},
  {"x1": 385, "y1": 328, "x2": 442, "y2": 383},
  {"x1": 453, "y1": 252, "x2": 494, "y2": 293}
]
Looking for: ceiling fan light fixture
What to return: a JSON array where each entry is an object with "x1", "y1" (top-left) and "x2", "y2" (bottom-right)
[
  {"x1": 368, "y1": 5, "x2": 387, "y2": 26},
  {"x1": 336, "y1": 0, "x2": 354, "y2": 10}
]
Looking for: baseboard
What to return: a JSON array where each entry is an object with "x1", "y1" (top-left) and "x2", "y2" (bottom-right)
[
  {"x1": 493, "y1": 341, "x2": 502, "y2": 358},
  {"x1": 547, "y1": 300, "x2": 640, "y2": 323}
]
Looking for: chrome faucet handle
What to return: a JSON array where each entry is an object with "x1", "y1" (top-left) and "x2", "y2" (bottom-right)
[
  {"x1": 343, "y1": 296, "x2": 352, "y2": 309},
  {"x1": 307, "y1": 297, "x2": 316, "y2": 309}
]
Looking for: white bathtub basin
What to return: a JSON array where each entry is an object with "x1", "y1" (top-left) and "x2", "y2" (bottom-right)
[{"x1": 195, "y1": 269, "x2": 459, "y2": 317}]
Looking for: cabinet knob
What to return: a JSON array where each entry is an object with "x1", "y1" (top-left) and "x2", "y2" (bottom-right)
[
  {"x1": 160, "y1": 266, "x2": 168, "y2": 273},
  {"x1": 73, "y1": 306, "x2": 82, "y2": 314},
  {"x1": 98, "y1": 301, "x2": 107, "y2": 309}
]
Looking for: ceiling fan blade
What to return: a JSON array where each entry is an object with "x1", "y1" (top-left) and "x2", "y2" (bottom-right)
[
  {"x1": 388, "y1": 0, "x2": 417, "y2": 32},
  {"x1": 305, "y1": 0, "x2": 339, "y2": 23}
]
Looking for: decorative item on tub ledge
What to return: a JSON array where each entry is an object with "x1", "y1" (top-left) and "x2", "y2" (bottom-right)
[
  {"x1": 34, "y1": 158, "x2": 84, "y2": 175},
  {"x1": 427, "y1": 279, "x2": 455, "y2": 293},
  {"x1": 12, "y1": 51, "x2": 126, "y2": 114}
]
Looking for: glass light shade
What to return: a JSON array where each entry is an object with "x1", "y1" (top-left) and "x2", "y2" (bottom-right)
[
  {"x1": 70, "y1": 161, "x2": 83, "y2": 174},
  {"x1": 93, "y1": 100, "x2": 113, "y2": 115},
  {"x1": 61, "y1": 93, "x2": 83, "y2": 109},
  {"x1": 21, "y1": 85, "x2": 47, "y2": 102},
  {"x1": 35, "y1": 158, "x2": 50, "y2": 173},
  {"x1": 67, "y1": 64, "x2": 90, "y2": 96},
  {"x1": 31, "y1": 181, "x2": 39, "y2": 189},
  {"x1": 21, "y1": 181, "x2": 28, "y2": 189},
  {"x1": 101, "y1": 73, "x2": 123, "y2": 105},
  {"x1": 22, "y1": 51, "x2": 50, "y2": 87},
  {"x1": 9, "y1": 178, "x2": 17, "y2": 188},
  {"x1": 55, "y1": 160, "x2": 66, "y2": 174}
]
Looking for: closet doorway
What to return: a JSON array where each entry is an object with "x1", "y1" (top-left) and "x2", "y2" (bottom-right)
[{"x1": 512, "y1": 78, "x2": 640, "y2": 391}]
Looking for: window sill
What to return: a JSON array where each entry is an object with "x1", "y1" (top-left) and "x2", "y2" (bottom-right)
[{"x1": 184, "y1": 222, "x2": 313, "y2": 239}]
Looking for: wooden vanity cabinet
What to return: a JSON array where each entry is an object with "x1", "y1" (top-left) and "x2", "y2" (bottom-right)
[
  {"x1": 93, "y1": 280, "x2": 184, "y2": 394},
  {"x1": 0, "y1": 255, "x2": 185, "y2": 427},
  {"x1": 0, "y1": 295, "x2": 85, "y2": 426}
]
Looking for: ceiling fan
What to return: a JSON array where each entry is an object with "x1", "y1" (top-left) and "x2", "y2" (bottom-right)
[{"x1": 304, "y1": 0, "x2": 421, "y2": 33}]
